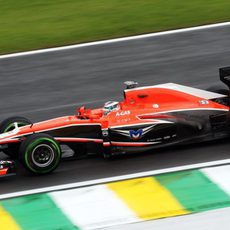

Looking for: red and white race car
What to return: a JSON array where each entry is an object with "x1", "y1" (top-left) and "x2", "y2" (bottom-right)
[{"x1": 0, "y1": 67, "x2": 230, "y2": 175}]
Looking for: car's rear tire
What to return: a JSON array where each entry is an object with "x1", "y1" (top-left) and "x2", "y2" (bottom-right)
[
  {"x1": 19, "y1": 133, "x2": 61, "y2": 175},
  {"x1": 0, "y1": 116, "x2": 32, "y2": 158}
]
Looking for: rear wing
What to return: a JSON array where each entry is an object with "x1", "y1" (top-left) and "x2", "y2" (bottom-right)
[
  {"x1": 220, "y1": 67, "x2": 230, "y2": 88},
  {"x1": 220, "y1": 67, "x2": 230, "y2": 107}
]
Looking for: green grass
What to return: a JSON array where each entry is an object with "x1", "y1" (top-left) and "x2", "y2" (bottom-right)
[{"x1": 0, "y1": 0, "x2": 230, "y2": 54}]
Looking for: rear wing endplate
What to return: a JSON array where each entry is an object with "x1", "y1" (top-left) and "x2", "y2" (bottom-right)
[{"x1": 220, "y1": 67, "x2": 230, "y2": 88}]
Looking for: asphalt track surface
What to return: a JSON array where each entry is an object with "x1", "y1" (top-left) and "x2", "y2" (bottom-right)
[{"x1": 1, "y1": 25, "x2": 230, "y2": 194}]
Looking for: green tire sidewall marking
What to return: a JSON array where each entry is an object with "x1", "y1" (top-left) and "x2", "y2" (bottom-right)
[
  {"x1": 3, "y1": 122, "x2": 29, "y2": 132},
  {"x1": 24, "y1": 137, "x2": 61, "y2": 173}
]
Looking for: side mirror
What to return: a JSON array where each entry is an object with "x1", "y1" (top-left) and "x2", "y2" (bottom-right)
[{"x1": 78, "y1": 106, "x2": 85, "y2": 115}]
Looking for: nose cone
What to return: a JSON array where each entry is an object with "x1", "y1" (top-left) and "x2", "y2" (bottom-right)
[{"x1": 0, "y1": 160, "x2": 16, "y2": 177}]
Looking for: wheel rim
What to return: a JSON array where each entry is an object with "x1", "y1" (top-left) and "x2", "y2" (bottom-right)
[{"x1": 31, "y1": 144, "x2": 55, "y2": 167}]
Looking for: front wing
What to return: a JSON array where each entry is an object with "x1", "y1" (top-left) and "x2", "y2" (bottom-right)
[{"x1": 0, "y1": 160, "x2": 16, "y2": 177}]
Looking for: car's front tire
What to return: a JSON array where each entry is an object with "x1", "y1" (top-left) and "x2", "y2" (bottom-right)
[
  {"x1": 0, "y1": 116, "x2": 32, "y2": 133},
  {"x1": 19, "y1": 133, "x2": 61, "y2": 175},
  {"x1": 0, "y1": 116, "x2": 32, "y2": 158}
]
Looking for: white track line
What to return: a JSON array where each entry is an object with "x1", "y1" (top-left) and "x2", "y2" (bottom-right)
[
  {"x1": 1, "y1": 22, "x2": 230, "y2": 59},
  {"x1": 1, "y1": 158, "x2": 230, "y2": 200}
]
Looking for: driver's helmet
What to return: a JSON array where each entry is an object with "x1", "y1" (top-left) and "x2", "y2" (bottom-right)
[{"x1": 103, "y1": 101, "x2": 120, "y2": 115}]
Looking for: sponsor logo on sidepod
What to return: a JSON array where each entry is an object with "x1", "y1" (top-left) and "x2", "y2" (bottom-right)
[
  {"x1": 114, "y1": 125, "x2": 155, "y2": 140},
  {"x1": 129, "y1": 129, "x2": 143, "y2": 140}
]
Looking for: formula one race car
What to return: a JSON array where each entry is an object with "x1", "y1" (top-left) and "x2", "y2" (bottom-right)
[{"x1": 0, "y1": 67, "x2": 230, "y2": 175}]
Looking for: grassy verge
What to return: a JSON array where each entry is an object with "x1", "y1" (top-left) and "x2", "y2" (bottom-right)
[{"x1": 0, "y1": 0, "x2": 230, "y2": 54}]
